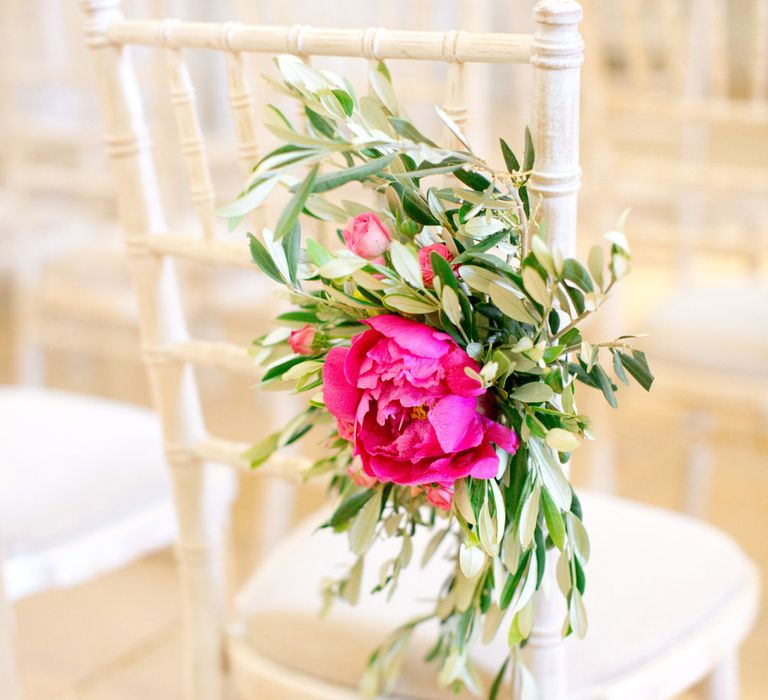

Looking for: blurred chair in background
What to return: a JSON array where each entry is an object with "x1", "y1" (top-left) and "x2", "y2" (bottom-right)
[
  {"x1": 581, "y1": 0, "x2": 768, "y2": 515},
  {"x1": 0, "y1": 0, "x2": 250, "y2": 399},
  {"x1": 80, "y1": 1, "x2": 758, "y2": 698},
  {"x1": 0, "y1": 0, "x2": 172, "y2": 397},
  {"x1": 0, "y1": 387, "x2": 179, "y2": 699}
]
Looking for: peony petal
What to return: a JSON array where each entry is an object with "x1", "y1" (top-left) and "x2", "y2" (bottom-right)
[
  {"x1": 428, "y1": 395, "x2": 479, "y2": 452},
  {"x1": 444, "y1": 349, "x2": 485, "y2": 397},
  {"x1": 322, "y1": 347, "x2": 360, "y2": 422},
  {"x1": 467, "y1": 442, "x2": 501, "y2": 480},
  {"x1": 344, "y1": 329, "x2": 380, "y2": 385},
  {"x1": 364, "y1": 315, "x2": 451, "y2": 358},
  {"x1": 484, "y1": 418, "x2": 520, "y2": 454},
  {"x1": 391, "y1": 419, "x2": 444, "y2": 460},
  {"x1": 366, "y1": 454, "x2": 417, "y2": 484}
]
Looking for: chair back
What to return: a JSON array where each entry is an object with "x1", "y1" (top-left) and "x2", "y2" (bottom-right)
[
  {"x1": 81, "y1": 1, "x2": 583, "y2": 697},
  {"x1": 583, "y1": 0, "x2": 768, "y2": 269}
]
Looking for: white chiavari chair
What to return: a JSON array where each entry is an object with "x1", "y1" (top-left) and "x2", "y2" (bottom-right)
[
  {"x1": 581, "y1": 0, "x2": 768, "y2": 515},
  {"x1": 0, "y1": 386, "x2": 180, "y2": 699},
  {"x1": 80, "y1": 1, "x2": 758, "y2": 698}
]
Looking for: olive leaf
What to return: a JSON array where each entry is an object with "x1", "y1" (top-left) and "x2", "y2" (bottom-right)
[
  {"x1": 389, "y1": 241, "x2": 424, "y2": 288},
  {"x1": 274, "y1": 164, "x2": 318, "y2": 240}
]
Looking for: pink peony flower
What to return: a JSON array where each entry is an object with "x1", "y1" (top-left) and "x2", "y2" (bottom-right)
[
  {"x1": 418, "y1": 243, "x2": 455, "y2": 287},
  {"x1": 342, "y1": 212, "x2": 391, "y2": 259},
  {"x1": 288, "y1": 324, "x2": 316, "y2": 355},
  {"x1": 322, "y1": 315, "x2": 519, "y2": 487},
  {"x1": 424, "y1": 484, "x2": 453, "y2": 511}
]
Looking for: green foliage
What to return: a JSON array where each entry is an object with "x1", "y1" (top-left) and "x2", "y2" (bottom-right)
[
  {"x1": 274, "y1": 164, "x2": 318, "y2": 240},
  {"x1": 328, "y1": 489, "x2": 377, "y2": 528},
  {"x1": 228, "y1": 55, "x2": 653, "y2": 700},
  {"x1": 248, "y1": 233, "x2": 284, "y2": 284},
  {"x1": 312, "y1": 153, "x2": 397, "y2": 193}
]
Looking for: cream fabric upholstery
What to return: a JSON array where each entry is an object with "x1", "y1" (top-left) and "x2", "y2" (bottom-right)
[
  {"x1": 646, "y1": 280, "x2": 768, "y2": 373},
  {"x1": 0, "y1": 387, "x2": 176, "y2": 599},
  {"x1": 235, "y1": 492, "x2": 758, "y2": 699}
]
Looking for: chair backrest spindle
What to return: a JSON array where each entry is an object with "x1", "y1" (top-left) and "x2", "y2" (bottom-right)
[
  {"x1": 83, "y1": 4, "x2": 223, "y2": 696},
  {"x1": 441, "y1": 35, "x2": 468, "y2": 150},
  {"x1": 164, "y1": 37, "x2": 218, "y2": 239},
  {"x1": 525, "y1": 4, "x2": 583, "y2": 696},
  {"x1": 529, "y1": 0, "x2": 583, "y2": 259}
]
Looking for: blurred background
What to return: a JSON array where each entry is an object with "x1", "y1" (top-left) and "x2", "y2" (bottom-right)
[{"x1": 1, "y1": 0, "x2": 766, "y2": 697}]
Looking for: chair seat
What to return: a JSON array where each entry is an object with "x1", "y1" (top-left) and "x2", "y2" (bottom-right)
[
  {"x1": 645, "y1": 279, "x2": 768, "y2": 373},
  {"x1": 0, "y1": 386, "x2": 176, "y2": 599},
  {"x1": 232, "y1": 492, "x2": 759, "y2": 700}
]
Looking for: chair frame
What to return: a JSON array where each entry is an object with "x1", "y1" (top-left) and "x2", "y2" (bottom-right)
[{"x1": 81, "y1": 0, "x2": 583, "y2": 697}]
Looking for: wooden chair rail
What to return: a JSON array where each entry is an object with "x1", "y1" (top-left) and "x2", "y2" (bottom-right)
[
  {"x1": 146, "y1": 234, "x2": 252, "y2": 269},
  {"x1": 101, "y1": 21, "x2": 534, "y2": 65},
  {"x1": 142, "y1": 339, "x2": 260, "y2": 378},
  {"x1": 192, "y1": 436, "x2": 310, "y2": 479}
]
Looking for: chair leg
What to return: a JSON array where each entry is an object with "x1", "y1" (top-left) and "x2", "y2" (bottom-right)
[
  {"x1": 170, "y1": 458, "x2": 233, "y2": 700},
  {"x1": 525, "y1": 549, "x2": 567, "y2": 700},
  {"x1": 704, "y1": 651, "x2": 739, "y2": 700},
  {"x1": 683, "y1": 411, "x2": 716, "y2": 518},
  {"x1": 1, "y1": 566, "x2": 22, "y2": 700}
]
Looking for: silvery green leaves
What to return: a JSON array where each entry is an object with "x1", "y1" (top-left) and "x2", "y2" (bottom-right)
[
  {"x1": 234, "y1": 55, "x2": 656, "y2": 700},
  {"x1": 514, "y1": 228, "x2": 653, "y2": 408},
  {"x1": 220, "y1": 60, "x2": 458, "y2": 232},
  {"x1": 248, "y1": 225, "x2": 302, "y2": 288},
  {"x1": 492, "y1": 440, "x2": 588, "y2": 645},
  {"x1": 389, "y1": 241, "x2": 423, "y2": 288},
  {"x1": 242, "y1": 407, "x2": 317, "y2": 468},
  {"x1": 497, "y1": 129, "x2": 534, "y2": 217}
]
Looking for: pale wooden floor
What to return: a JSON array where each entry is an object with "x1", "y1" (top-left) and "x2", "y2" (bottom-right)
[{"x1": 3, "y1": 278, "x2": 767, "y2": 699}]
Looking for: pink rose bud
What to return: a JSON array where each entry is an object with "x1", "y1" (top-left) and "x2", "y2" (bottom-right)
[
  {"x1": 288, "y1": 325, "x2": 316, "y2": 355},
  {"x1": 342, "y1": 212, "x2": 392, "y2": 259},
  {"x1": 418, "y1": 243, "x2": 455, "y2": 286}
]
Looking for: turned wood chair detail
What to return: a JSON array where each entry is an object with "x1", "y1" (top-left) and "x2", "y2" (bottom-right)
[{"x1": 82, "y1": 1, "x2": 758, "y2": 699}]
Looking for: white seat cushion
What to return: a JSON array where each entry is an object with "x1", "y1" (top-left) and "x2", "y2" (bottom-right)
[
  {"x1": 645, "y1": 280, "x2": 768, "y2": 373},
  {"x1": 0, "y1": 387, "x2": 176, "y2": 599},
  {"x1": 234, "y1": 492, "x2": 758, "y2": 699}
]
